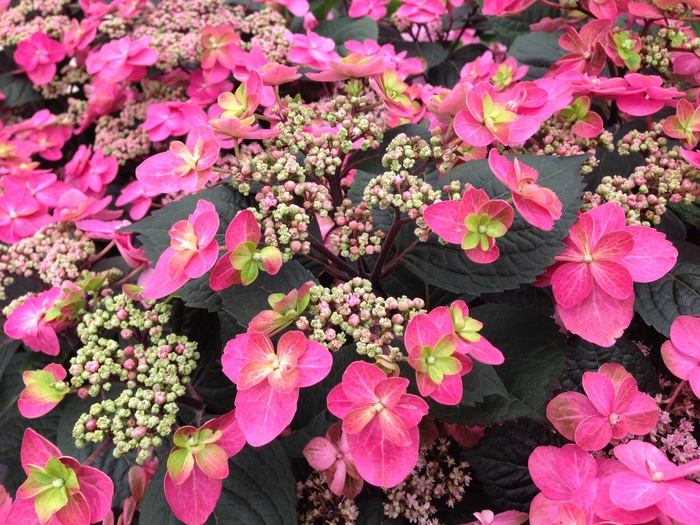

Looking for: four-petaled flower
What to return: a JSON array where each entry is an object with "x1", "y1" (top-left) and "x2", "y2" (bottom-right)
[
  {"x1": 14, "y1": 32, "x2": 66, "y2": 85},
  {"x1": 660, "y1": 314, "x2": 700, "y2": 399},
  {"x1": 423, "y1": 186, "x2": 514, "y2": 264},
  {"x1": 303, "y1": 422, "x2": 364, "y2": 499},
  {"x1": 546, "y1": 363, "x2": 659, "y2": 451},
  {"x1": 19, "y1": 363, "x2": 70, "y2": 419},
  {"x1": 164, "y1": 411, "x2": 246, "y2": 525},
  {"x1": 141, "y1": 200, "x2": 220, "y2": 300},
  {"x1": 136, "y1": 125, "x2": 220, "y2": 194},
  {"x1": 663, "y1": 99, "x2": 700, "y2": 149},
  {"x1": 210, "y1": 209, "x2": 283, "y2": 290},
  {"x1": 488, "y1": 150, "x2": 563, "y2": 231},
  {"x1": 327, "y1": 361, "x2": 429, "y2": 488},
  {"x1": 248, "y1": 282, "x2": 314, "y2": 335},
  {"x1": 223, "y1": 331, "x2": 333, "y2": 446},
  {"x1": 558, "y1": 96, "x2": 604, "y2": 140},
  {"x1": 6, "y1": 429, "x2": 113, "y2": 525}
]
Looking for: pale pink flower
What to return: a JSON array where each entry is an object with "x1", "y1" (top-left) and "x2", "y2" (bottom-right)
[
  {"x1": 222, "y1": 331, "x2": 332, "y2": 446},
  {"x1": 304, "y1": 422, "x2": 364, "y2": 499},
  {"x1": 616, "y1": 73, "x2": 684, "y2": 117},
  {"x1": 141, "y1": 200, "x2": 220, "y2": 300},
  {"x1": 14, "y1": 32, "x2": 66, "y2": 85},
  {"x1": 5, "y1": 288, "x2": 67, "y2": 356},
  {"x1": 0, "y1": 183, "x2": 52, "y2": 244},
  {"x1": 552, "y1": 20, "x2": 611, "y2": 76},
  {"x1": 187, "y1": 69, "x2": 234, "y2": 106},
  {"x1": 64, "y1": 146, "x2": 118, "y2": 197}
]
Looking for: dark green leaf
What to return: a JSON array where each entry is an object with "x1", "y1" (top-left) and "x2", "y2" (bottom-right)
[
  {"x1": 463, "y1": 419, "x2": 565, "y2": 512},
  {"x1": 429, "y1": 304, "x2": 568, "y2": 426},
  {"x1": 0, "y1": 325, "x2": 21, "y2": 379},
  {"x1": 482, "y1": 284, "x2": 555, "y2": 317},
  {"x1": 403, "y1": 155, "x2": 587, "y2": 294},
  {"x1": 122, "y1": 185, "x2": 248, "y2": 311},
  {"x1": 561, "y1": 337, "x2": 660, "y2": 396},
  {"x1": 669, "y1": 200, "x2": 700, "y2": 230},
  {"x1": 356, "y1": 496, "x2": 402, "y2": 525},
  {"x1": 488, "y1": 3, "x2": 561, "y2": 45},
  {"x1": 427, "y1": 44, "x2": 489, "y2": 88},
  {"x1": 0, "y1": 72, "x2": 44, "y2": 108},
  {"x1": 310, "y1": 0, "x2": 342, "y2": 21},
  {"x1": 315, "y1": 17, "x2": 378, "y2": 54},
  {"x1": 280, "y1": 410, "x2": 334, "y2": 458},
  {"x1": 655, "y1": 209, "x2": 686, "y2": 242},
  {"x1": 141, "y1": 441, "x2": 297, "y2": 525},
  {"x1": 507, "y1": 32, "x2": 565, "y2": 80},
  {"x1": 634, "y1": 242, "x2": 700, "y2": 337},
  {"x1": 219, "y1": 260, "x2": 316, "y2": 327}
]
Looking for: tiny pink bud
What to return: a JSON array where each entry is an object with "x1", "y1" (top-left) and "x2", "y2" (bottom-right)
[
  {"x1": 86, "y1": 419, "x2": 97, "y2": 431},
  {"x1": 117, "y1": 309, "x2": 129, "y2": 320},
  {"x1": 85, "y1": 360, "x2": 100, "y2": 373},
  {"x1": 124, "y1": 359, "x2": 135, "y2": 370},
  {"x1": 130, "y1": 426, "x2": 147, "y2": 440},
  {"x1": 122, "y1": 329, "x2": 134, "y2": 339},
  {"x1": 78, "y1": 387, "x2": 89, "y2": 399},
  {"x1": 175, "y1": 344, "x2": 186, "y2": 355}
]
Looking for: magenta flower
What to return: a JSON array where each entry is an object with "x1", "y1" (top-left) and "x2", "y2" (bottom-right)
[
  {"x1": 306, "y1": 53, "x2": 390, "y2": 82},
  {"x1": 661, "y1": 315, "x2": 700, "y2": 399},
  {"x1": 528, "y1": 444, "x2": 601, "y2": 525},
  {"x1": 259, "y1": 61, "x2": 302, "y2": 87},
  {"x1": 164, "y1": 411, "x2": 246, "y2": 525},
  {"x1": 64, "y1": 146, "x2": 118, "y2": 198},
  {"x1": 286, "y1": 30, "x2": 340, "y2": 70},
  {"x1": 85, "y1": 35, "x2": 157, "y2": 83},
  {"x1": 18, "y1": 363, "x2": 70, "y2": 419},
  {"x1": 136, "y1": 125, "x2": 220, "y2": 194},
  {"x1": 62, "y1": 18, "x2": 98, "y2": 56},
  {"x1": 187, "y1": 69, "x2": 234, "y2": 106},
  {"x1": 482, "y1": 0, "x2": 535, "y2": 15},
  {"x1": 52, "y1": 189, "x2": 121, "y2": 223},
  {"x1": 303, "y1": 422, "x2": 364, "y2": 499},
  {"x1": 396, "y1": 0, "x2": 446, "y2": 23},
  {"x1": 115, "y1": 180, "x2": 161, "y2": 221},
  {"x1": 5, "y1": 429, "x2": 113, "y2": 525},
  {"x1": 0, "y1": 184, "x2": 52, "y2": 244},
  {"x1": 466, "y1": 509, "x2": 529, "y2": 525},
  {"x1": 141, "y1": 200, "x2": 220, "y2": 300},
  {"x1": 326, "y1": 361, "x2": 429, "y2": 488},
  {"x1": 5, "y1": 288, "x2": 64, "y2": 356},
  {"x1": 200, "y1": 25, "x2": 245, "y2": 80},
  {"x1": 488, "y1": 150, "x2": 563, "y2": 231},
  {"x1": 553, "y1": 20, "x2": 610, "y2": 76},
  {"x1": 209, "y1": 209, "x2": 283, "y2": 290},
  {"x1": 405, "y1": 313, "x2": 472, "y2": 405},
  {"x1": 546, "y1": 363, "x2": 659, "y2": 451},
  {"x1": 14, "y1": 32, "x2": 66, "y2": 85},
  {"x1": 423, "y1": 187, "x2": 514, "y2": 264},
  {"x1": 550, "y1": 203, "x2": 677, "y2": 347},
  {"x1": 616, "y1": 74, "x2": 684, "y2": 117},
  {"x1": 222, "y1": 331, "x2": 332, "y2": 446},
  {"x1": 348, "y1": 0, "x2": 389, "y2": 19},
  {"x1": 594, "y1": 440, "x2": 700, "y2": 525},
  {"x1": 141, "y1": 101, "x2": 208, "y2": 143}
]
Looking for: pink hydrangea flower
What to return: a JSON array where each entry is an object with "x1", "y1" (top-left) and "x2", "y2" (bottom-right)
[
  {"x1": 286, "y1": 30, "x2": 340, "y2": 70},
  {"x1": 466, "y1": 509, "x2": 529, "y2": 525},
  {"x1": 661, "y1": 315, "x2": 700, "y2": 399},
  {"x1": 348, "y1": 0, "x2": 390, "y2": 19},
  {"x1": 552, "y1": 20, "x2": 610, "y2": 76},
  {"x1": 549, "y1": 202, "x2": 677, "y2": 347},
  {"x1": 488, "y1": 150, "x2": 563, "y2": 231},
  {"x1": 209, "y1": 209, "x2": 283, "y2": 290},
  {"x1": 0, "y1": 184, "x2": 52, "y2": 243},
  {"x1": 64, "y1": 146, "x2": 118, "y2": 198},
  {"x1": 52, "y1": 189, "x2": 121, "y2": 223},
  {"x1": 326, "y1": 361, "x2": 429, "y2": 488},
  {"x1": 62, "y1": 18, "x2": 98, "y2": 57},
  {"x1": 187, "y1": 69, "x2": 234, "y2": 106},
  {"x1": 482, "y1": 0, "x2": 536, "y2": 15},
  {"x1": 270, "y1": 0, "x2": 310, "y2": 16},
  {"x1": 164, "y1": 411, "x2": 246, "y2": 525},
  {"x1": 546, "y1": 363, "x2": 659, "y2": 451},
  {"x1": 594, "y1": 440, "x2": 700, "y2": 525},
  {"x1": 18, "y1": 363, "x2": 70, "y2": 418},
  {"x1": 306, "y1": 53, "x2": 390, "y2": 82},
  {"x1": 136, "y1": 125, "x2": 220, "y2": 194},
  {"x1": 528, "y1": 444, "x2": 601, "y2": 525},
  {"x1": 423, "y1": 186, "x2": 514, "y2": 264},
  {"x1": 396, "y1": 0, "x2": 446, "y2": 23},
  {"x1": 404, "y1": 313, "x2": 472, "y2": 405},
  {"x1": 115, "y1": 180, "x2": 161, "y2": 221},
  {"x1": 663, "y1": 99, "x2": 700, "y2": 149},
  {"x1": 14, "y1": 32, "x2": 66, "y2": 85},
  {"x1": 200, "y1": 25, "x2": 245, "y2": 81},
  {"x1": 85, "y1": 35, "x2": 158, "y2": 83},
  {"x1": 5, "y1": 429, "x2": 113, "y2": 525},
  {"x1": 303, "y1": 422, "x2": 364, "y2": 499},
  {"x1": 141, "y1": 101, "x2": 208, "y2": 143},
  {"x1": 141, "y1": 200, "x2": 220, "y2": 300},
  {"x1": 222, "y1": 331, "x2": 332, "y2": 446},
  {"x1": 616, "y1": 73, "x2": 684, "y2": 117}
]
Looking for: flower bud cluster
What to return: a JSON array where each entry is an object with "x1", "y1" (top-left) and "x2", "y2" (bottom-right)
[
  {"x1": 583, "y1": 124, "x2": 699, "y2": 226},
  {"x1": 296, "y1": 475, "x2": 360, "y2": 524},
  {"x1": 269, "y1": 99, "x2": 317, "y2": 155},
  {"x1": 381, "y1": 134, "x2": 441, "y2": 173},
  {"x1": 239, "y1": 8, "x2": 291, "y2": 62},
  {"x1": 299, "y1": 278, "x2": 425, "y2": 355},
  {"x1": 383, "y1": 439, "x2": 471, "y2": 522},
  {"x1": 527, "y1": 117, "x2": 613, "y2": 175},
  {"x1": 0, "y1": 223, "x2": 96, "y2": 299},
  {"x1": 70, "y1": 294, "x2": 199, "y2": 464},
  {"x1": 328, "y1": 200, "x2": 385, "y2": 260},
  {"x1": 647, "y1": 27, "x2": 686, "y2": 77},
  {"x1": 254, "y1": 182, "x2": 334, "y2": 259}
]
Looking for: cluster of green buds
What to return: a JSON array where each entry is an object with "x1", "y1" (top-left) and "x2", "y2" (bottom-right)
[
  {"x1": 299, "y1": 277, "x2": 425, "y2": 356},
  {"x1": 268, "y1": 97, "x2": 316, "y2": 154},
  {"x1": 328, "y1": 199, "x2": 385, "y2": 260},
  {"x1": 69, "y1": 294, "x2": 199, "y2": 464}
]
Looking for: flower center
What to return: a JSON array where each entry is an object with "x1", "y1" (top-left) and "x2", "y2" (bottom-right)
[{"x1": 372, "y1": 402, "x2": 385, "y2": 413}]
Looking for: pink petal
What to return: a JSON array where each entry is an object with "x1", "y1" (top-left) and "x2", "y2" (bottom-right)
[
  {"x1": 326, "y1": 459, "x2": 348, "y2": 497},
  {"x1": 339, "y1": 361, "x2": 385, "y2": 405},
  {"x1": 593, "y1": 230, "x2": 634, "y2": 260},
  {"x1": 245, "y1": 331, "x2": 275, "y2": 361},
  {"x1": 235, "y1": 382, "x2": 298, "y2": 446},
  {"x1": 209, "y1": 253, "x2": 241, "y2": 291},
  {"x1": 585, "y1": 203, "x2": 626, "y2": 245},
  {"x1": 527, "y1": 446, "x2": 572, "y2": 500},
  {"x1": 423, "y1": 201, "x2": 467, "y2": 244},
  {"x1": 613, "y1": 440, "x2": 674, "y2": 478},
  {"x1": 343, "y1": 406, "x2": 377, "y2": 435},
  {"x1": 669, "y1": 315, "x2": 700, "y2": 358},
  {"x1": 512, "y1": 193, "x2": 557, "y2": 231},
  {"x1": 454, "y1": 111, "x2": 495, "y2": 147},
  {"x1": 555, "y1": 281, "x2": 634, "y2": 347},
  {"x1": 20, "y1": 428, "x2": 62, "y2": 475},
  {"x1": 428, "y1": 373, "x2": 463, "y2": 405},
  {"x1": 405, "y1": 313, "x2": 441, "y2": 352},
  {"x1": 195, "y1": 444, "x2": 229, "y2": 479},
  {"x1": 295, "y1": 339, "x2": 333, "y2": 387},
  {"x1": 658, "y1": 480, "x2": 700, "y2": 525},
  {"x1": 459, "y1": 336, "x2": 504, "y2": 365},
  {"x1": 326, "y1": 383, "x2": 356, "y2": 420},
  {"x1": 222, "y1": 334, "x2": 252, "y2": 384},
  {"x1": 346, "y1": 418, "x2": 420, "y2": 488},
  {"x1": 135, "y1": 152, "x2": 186, "y2": 194},
  {"x1": 164, "y1": 464, "x2": 222, "y2": 525},
  {"x1": 620, "y1": 226, "x2": 677, "y2": 283},
  {"x1": 141, "y1": 250, "x2": 189, "y2": 300},
  {"x1": 225, "y1": 209, "x2": 260, "y2": 249},
  {"x1": 55, "y1": 491, "x2": 91, "y2": 525},
  {"x1": 610, "y1": 472, "x2": 668, "y2": 510},
  {"x1": 573, "y1": 415, "x2": 613, "y2": 451},
  {"x1": 547, "y1": 392, "x2": 598, "y2": 442},
  {"x1": 582, "y1": 371, "x2": 615, "y2": 414},
  {"x1": 660, "y1": 340, "x2": 698, "y2": 381},
  {"x1": 237, "y1": 361, "x2": 273, "y2": 390},
  {"x1": 555, "y1": 444, "x2": 598, "y2": 495},
  {"x1": 551, "y1": 262, "x2": 593, "y2": 309},
  {"x1": 593, "y1": 473, "x2": 661, "y2": 524},
  {"x1": 303, "y1": 437, "x2": 337, "y2": 471},
  {"x1": 74, "y1": 463, "x2": 115, "y2": 523}
]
